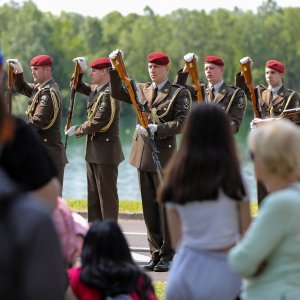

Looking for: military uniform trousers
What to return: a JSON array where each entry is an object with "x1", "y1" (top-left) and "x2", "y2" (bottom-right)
[
  {"x1": 86, "y1": 162, "x2": 119, "y2": 222},
  {"x1": 138, "y1": 170, "x2": 174, "y2": 261}
]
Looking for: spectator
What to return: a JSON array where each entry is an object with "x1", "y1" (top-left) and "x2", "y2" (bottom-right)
[
  {"x1": 67, "y1": 220, "x2": 157, "y2": 300},
  {"x1": 229, "y1": 119, "x2": 300, "y2": 299},
  {"x1": 159, "y1": 103, "x2": 251, "y2": 300},
  {"x1": 0, "y1": 87, "x2": 66, "y2": 300}
]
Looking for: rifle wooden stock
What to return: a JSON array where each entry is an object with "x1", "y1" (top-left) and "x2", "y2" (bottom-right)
[
  {"x1": 240, "y1": 62, "x2": 261, "y2": 118},
  {"x1": 6, "y1": 65, "x2": 14, "y2": 114},
  {"x1": 185, "y1": 58, "x2": 204, "y2": 103},
  {"x1": 254, "y1": 108, "x2": 300, "y2": 126},
  {"x1": 110, "y1": 51, "x2": 163, "y2": 182},
  {"x1": 280, "y1": 108, "x2": 300, "y2": 122},
  {"x1": 64, "y1": 62, "x2": 80, "y2": 150}
]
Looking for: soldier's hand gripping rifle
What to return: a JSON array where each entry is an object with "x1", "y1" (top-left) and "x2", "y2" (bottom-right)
[
  {"x1": 109, "y1": 50, "x2": 163, "y2": 183},
  {"x1": 240, "y1": 57, "x2": 262, "y2": 118},
  {"x1": 184, "y1": 53, "x2": 204, "y2": 103},
  {"x1": 6, "y1": 64, "x2": 14, "y2": 114},
  {"x1": 64, "y1": 61, "x2": 80, "y2": 150}
]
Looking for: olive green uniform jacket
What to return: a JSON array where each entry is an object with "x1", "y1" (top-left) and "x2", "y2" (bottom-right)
[
  {"x1": 74, "y1": 75, "x2": 124, "y2": 222},
  {"x1": 236, "y1": 72, "x2": 300, "y2": 119},
  {"x1": 175, "y1": 70, "x2": 246, "y2": 134},
  {"x1": 13, "y1": 73, "x2": 67, "y2": 185},
  {"x1": 109, "y1": 69, "x2": 191, "y2": 172}
]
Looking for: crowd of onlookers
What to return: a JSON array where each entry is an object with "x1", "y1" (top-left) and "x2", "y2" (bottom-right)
[{"x1": 1, "y1": 47, "x2": 300, "y2": 300}]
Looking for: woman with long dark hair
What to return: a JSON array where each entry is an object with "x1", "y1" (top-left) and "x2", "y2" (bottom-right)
[
  {"x1": 67, "y1": 220, "x2": 157, "y2": 300},
  {"x1": 159, "y1": 103, "x2": 251, "y2": 300}
]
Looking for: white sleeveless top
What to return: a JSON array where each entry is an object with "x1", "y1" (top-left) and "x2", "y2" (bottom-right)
[{"x1": 167, "y1": 192, "x2": 243, "y2": 250}]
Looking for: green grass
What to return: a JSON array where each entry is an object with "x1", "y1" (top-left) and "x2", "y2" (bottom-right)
[
  {"x1": 66, "y1": 199, "x2": 143, "y2": 213},
  {"x1": 66, "y1": 199, "x2": 258, "y2": 216},
  {"x1": 154, "y1": 281, "x2": 166, "y2": 300}
]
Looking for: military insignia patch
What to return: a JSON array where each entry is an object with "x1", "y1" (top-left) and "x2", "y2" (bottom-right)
[
  {"x1": 183, "y1": 98, "x2": 190, "y2": 110},
  {"x1": 238, "y1": 97, "x2": 244, "y2": 108},
  {"x1": 99, "y1": 101, "x2": 107, "y2": 112},
  {"x1": 40, "y1": 95, "x2": 48, "y2": 105}
]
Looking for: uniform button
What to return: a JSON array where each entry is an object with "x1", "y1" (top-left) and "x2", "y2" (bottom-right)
[
  {"x1": 106, "y1": 138, "x2": 109, "y2": 142},
  {"x1": 168, "y1": 145, "x2": 171, "y2": 148},
  {"x1": 44, "y1": 139, "x2": 47, "y2": 142},
  {"x1": 279, "y1": 108, "x2": 282, "y2": 112},
  {"x1": 164, "y1": 108, "x2": 166, "y2": 110}
]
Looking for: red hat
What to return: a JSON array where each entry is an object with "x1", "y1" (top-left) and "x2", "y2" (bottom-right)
[
  {"x1": 30, "y1": 55, "x2": 53, "y2": 66},
  {"x1": 90, "y1": 57, "x2": 111, "y2": 70},
  {"x1": 147, "y1": 52, "x2": 169, "y2": 65},
  {"x1": 265, "y1": 59, "x2": 285, "y2": 74},
  {"x1": 204, "y1": 55, "x2": 224, "y2": 66}
]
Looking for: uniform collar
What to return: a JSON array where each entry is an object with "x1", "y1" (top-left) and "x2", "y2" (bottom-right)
[
  {"x1": 153, "y1": 79, "x2": 168, "y2": 91},
  {"x1": 209, "y1": 80, "x2": 224, "y2": 94}
]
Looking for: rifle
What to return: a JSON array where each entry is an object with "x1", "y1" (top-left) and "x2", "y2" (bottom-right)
[
  {"x1": 6, "y1": 65, "x2": 14, "y2": 114},
  {"x1": 281, "y1": 108, "x2": 300, "y2": 122},
  {"x1": 64, "y1": 61, "x2": 80, "y2": 150},
  {"x1": 253, "y1": 108, "x2": 300, "y2": 127},
  {"x1": 240, "y1": 61, "x2": 262, "y2": 118},
  {"x1": 184, "y1": 56, "x2": 204, "y2": 103},
  {"x1": 110, "y1": 50, "x2": 163, "y2": 182}
]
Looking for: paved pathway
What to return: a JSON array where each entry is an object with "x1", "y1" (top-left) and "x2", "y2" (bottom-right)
[{"x1": 118, "y1": 219, "x2": 169, "y2": 282}]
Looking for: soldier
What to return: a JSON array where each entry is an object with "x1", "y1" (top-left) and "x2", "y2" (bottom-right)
[
  {"x1": 175, "y1": 54, "x2": 246, "y2": 134},
  {"x1": 7, "y1": 55, "x2": 67, "y2": 189},
  {"x1": 65, "y1": 57, "x2": 124, "y2": 222},
  {"x1": 237, "y1": 57, "x2": 300, "y2": 204},
  {"x1": 109, "y1": 51, "x2": 191, "y2": 272}
]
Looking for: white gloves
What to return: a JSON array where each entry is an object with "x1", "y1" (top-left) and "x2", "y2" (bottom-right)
[
  {"x1": 7, "y1": 58, "x2": 23, "y2": 73},
  {"x1": 184, "y1": 52, "x2": 199, "y2": 63},
  {"x1": 148, "y1": 124, "x2": 157, "y2": 134},
  {"x1": 240, "y1": 56, "x2": 253, "y2": 67},
  {"x1": 109, "y1": 49, "x2": 121, "y2": 69},
  {"x1": 136, "y1": 124, "x2": 157, "y2": 137},
  {"x1": 109, "y1": 49, "x2": 124, "y2": 61},
  {"x1": 72, "y1": 57, "x2": 87, "y2": 73},
  {"x1": 65, "y1": 125, "x2": 78, "y2": 136}
]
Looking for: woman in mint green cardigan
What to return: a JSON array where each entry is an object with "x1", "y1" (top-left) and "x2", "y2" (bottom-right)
[{"x1": 229, "y1": 119, "x2": 300, "y2": 300}]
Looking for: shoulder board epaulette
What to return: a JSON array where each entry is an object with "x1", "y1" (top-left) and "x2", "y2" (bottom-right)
[
  {"x1": 257, "y1": 84, "x2": 267, "y2": 89},
  {"x1": 172, "y1": 83, "x2": 184, "y2": 88},
  {"x1": 228, "y1": 85, "x2": 238, "y2": 89},
  {"x1": 286, "y1": 88, "x2": 295, "y2": 93}
]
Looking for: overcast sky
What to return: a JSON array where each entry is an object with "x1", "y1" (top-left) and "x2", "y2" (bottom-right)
[{"x1": 0, "y1": 0, "x2": 299, "y2": 17}]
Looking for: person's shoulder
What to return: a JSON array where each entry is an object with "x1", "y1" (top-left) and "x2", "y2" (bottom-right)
[
  {"x1": 283, "y1": 86, "x2": 299, "y2": 97},
  {"x1": 256, "y1": 84, "x2": 267, "y2": 91}
]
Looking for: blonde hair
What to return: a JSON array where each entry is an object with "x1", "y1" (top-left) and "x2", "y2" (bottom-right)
[{"x1": 248, "y1": 119, "x2": 300, "y2": 178}]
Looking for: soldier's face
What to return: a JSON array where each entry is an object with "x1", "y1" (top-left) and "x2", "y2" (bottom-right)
[
  {"x1": 31, "y1": 66, "x2": 49, "y2": 84},
  {"x1": 89, "y1": 68, "x2": 106, "y2": 85},
  {"x1": 204, "y1": 63, "x2": 223, "y2": 85},
  {"x1": 265, "y1": 67, "x2": 283, "y2": 88},
  {"x1": 148, "y1": 63, "x2": 169, "y2": 84}
]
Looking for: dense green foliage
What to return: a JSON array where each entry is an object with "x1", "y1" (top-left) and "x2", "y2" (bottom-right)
[{"x1": 1, "y1": 0, "x2": 299, "y2": 119}]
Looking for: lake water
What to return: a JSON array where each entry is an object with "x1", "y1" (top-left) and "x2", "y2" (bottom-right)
[{"x1": 62, "y1": 114, "x2": 257, "y2": 201}]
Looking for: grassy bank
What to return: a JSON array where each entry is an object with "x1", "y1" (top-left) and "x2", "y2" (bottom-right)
[{"x1": 66, "y1": 199, "x2": 258, "y2": 216}]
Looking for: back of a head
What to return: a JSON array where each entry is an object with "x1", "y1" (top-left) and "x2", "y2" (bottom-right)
[
  {"x1": 181, "y1": 103, "x2": 234, "y2": 157},
  {"x1": 248, "y1": 119, "x2": 300, "y2": 178},
  {"x1": 81, "y1": 220, "x2": 133, "y2": 265},
  {"x1": 160, "y1": 103, "x2": 244, "y2": 204}
]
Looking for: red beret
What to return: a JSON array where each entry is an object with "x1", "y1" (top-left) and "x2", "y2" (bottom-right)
[
  {"x1": 147, "y1": 52, "x2": 169, "y2": 65},
  {"x1": 204, "y1": 55, "x2": 224, "y2": 66},
  {"x1": 30, "y1": 55, "x2": 53, "y2": 66},
  {"x1": 90, "y1": 57, "x2": 111, "y2": 70},
  {"x1": 265, "y1": 59, "x2": 285, "y2": 74}
]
